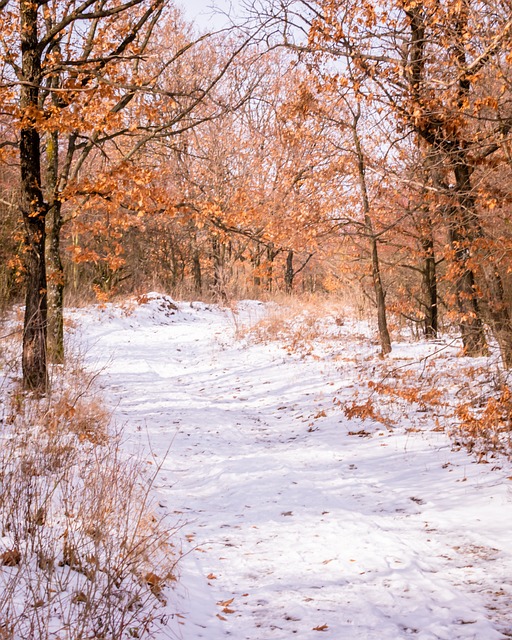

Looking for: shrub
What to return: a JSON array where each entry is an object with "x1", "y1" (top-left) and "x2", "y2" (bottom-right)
[{"x1": 0, "y1": 336, "x2": 177, "y2": 640}]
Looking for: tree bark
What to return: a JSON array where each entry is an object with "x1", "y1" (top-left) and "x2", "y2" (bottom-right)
[
  {"x1": 352, "y1": 110, "x2": 391, "y2": 355},
  {"x1": 481, "y1": 265, "x2": 512, "y2": 368},
  {"x1": 46, "y1": 130, "x2": 65, "y2": 364},
  {"x1": 253, "y1": 243, "x2": 261, "y2": 288},
  {"x1": 212, "y1": 237, "x2": 221, "y2": 288},
  {"x1": 266, "y1": 244, "x2": 277, "y2": 293},
  {"x1": 405, "y1": 5, "x2": 488, "y2": 356},
  {"x1": 449, "y1": 156, "x2": 488, "y2": 357},
  {"x1": 192, "y1": 248, "x2": 202, "y2": 294},
  {"x1": 453, "y1": 153, "x2": 512, "y2": 365},
  {"x1": 420, "y1": 219, "x2": 438, "y2": 339},
  {"x1": 212, "y1": 236, "x2": 227, "y2": 300},
  {"x1": 20, "y1": 0, "x2": 48, "y2": 391},
  {"x1": 188, "y1": 222, "x2": 202, "y2": 294},
  {"x1": 285, "y1": 250, "x2": 294, "y2": 293},
  {"x1": 449, "y1": 225, "x2": 488, "y2": 356}
]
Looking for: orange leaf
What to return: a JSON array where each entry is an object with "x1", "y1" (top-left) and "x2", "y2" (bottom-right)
[
  {"x1": 313, "y1": 624, "x2": 329, "y2": 631},
  {"x1": 217, "y1": 597, "x2": 234, "y2": 607}
]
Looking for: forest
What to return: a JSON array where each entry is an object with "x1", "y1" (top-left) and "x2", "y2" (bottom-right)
[
  {"x1": 1, "y1": 2, "x2": 512, "y2": 638},
  {"x1": 1, "y1": 0, "x2": 511, "y2": 390}
]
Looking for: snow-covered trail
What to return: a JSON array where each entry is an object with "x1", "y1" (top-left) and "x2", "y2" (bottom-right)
[{"x1": 77, "y1": 297, "x2": 512, "y2": 640}]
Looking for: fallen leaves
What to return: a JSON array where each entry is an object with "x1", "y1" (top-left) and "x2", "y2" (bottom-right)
[
  {"x1": 313, "y1": 623, "x2": 329, "y2": 631},
  {"x1": 145, "y1": 572, "x2": 164, "y2": 597},
  {"x1": 347, "y1": 429, "x2": 372, "y2": 437},
  {"x1": 1, "y1": 548, "x2": 21, "y2": 566},
  {"x1": 217, "y1": 596, "x2": 236, "y2": 615}
]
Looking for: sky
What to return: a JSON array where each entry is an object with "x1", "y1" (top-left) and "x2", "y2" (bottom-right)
[{"x1": 178, "y1": 0, "x2": 241, "y2": 29}]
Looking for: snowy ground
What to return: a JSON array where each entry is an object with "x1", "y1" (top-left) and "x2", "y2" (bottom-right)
[{"x1": 75, "y1": 294, "x2": 512, "y2": 640}]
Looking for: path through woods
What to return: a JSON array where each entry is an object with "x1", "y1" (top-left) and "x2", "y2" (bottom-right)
[{"x1": 78, "y1": 296, "x2": 512, "y2": 640}]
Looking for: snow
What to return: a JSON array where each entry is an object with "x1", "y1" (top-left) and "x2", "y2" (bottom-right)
[{"x1": 73, "y1": 293, "x2": 512, "y2": 640}]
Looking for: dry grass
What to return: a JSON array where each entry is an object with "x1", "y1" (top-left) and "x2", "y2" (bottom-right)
[
  {"x1": 237, "y1": 295, "x2": 348, "y2": 357},
  {"x1": 336, "y1": 340, "x2": 512, "y2": 460},
  {"x1": 238, "y1": 295, "x2": 512, "y2": 461},
  {"x1": 0, "y1": 330, "x2": 178, "y2": 640}
]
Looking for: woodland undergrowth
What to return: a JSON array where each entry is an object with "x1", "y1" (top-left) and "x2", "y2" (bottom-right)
[
  {"x1": 236, "y1": 295, "x2": 349, "y2": 358},
  {"x1": 241, "y1": 299, "x2": 512, "y2": 462},
  {"x1": 0, "y1": 320, "x2": 177, "y2": 640},
  {"x1": 343, "y1": 355, "x2": 512, "y2": 462}
]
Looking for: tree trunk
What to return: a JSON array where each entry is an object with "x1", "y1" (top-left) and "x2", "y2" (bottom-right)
[
  {"x1": 420, "y1": 225, "x2": 438, "y2": 339},
  {"x1": 452, "y1": 155, "x2": 512, "y2": 366},
  {"x1": 212, "y1": 236, "x2": 227, "y2": 300},
  {"x1": 20, "y1": 0, "x2": 48, "y2": 391},
  {"x1": 424, "y1": 161, "x2": 488, "y2": 355},
  {"x1": 46, "y1": 209, "x2": 64, "y2": 364},
  {"x1": 406, "y1": 5, "x2": 487, "y2": 355},
  {"x1": 212, "y1": 237, "x2": 221, "y2": 288},
  {"x1": 192, "y1": 249, "x2": 202, "y2": 294},
  {"x1": 450, "y1": 226, "x2": 488, "y2": 356},
  {"x1": 188, "y1": 223, "x2": 202, "y2": 294},
  {"x1": 352, "y1": 111, "x2": 391, "y2": 355},
  {"x1": 253, "y1": 244, "x2": 261, "y2": 288},
  {"x1": 449, "y1": 157, "x2": 488, "y2": 357},
  {"x1": 369, "y1": 234, "x2": 391, "y2": 355},
  {"x1": 285, "y1": 250, "x2": 294, "y2": 293},
  {"x1": 453, "y1": 160, "x2": 512, "y2": 365},
  {"x1": 46, "y1": 130, "x2": 65, "y2": 364},
  {"x1": 266, "y1": 244, "x2": 276, "y2": 293},
  {"x1": 481, "y1": 266, "x2": 512, "y2": 368}
]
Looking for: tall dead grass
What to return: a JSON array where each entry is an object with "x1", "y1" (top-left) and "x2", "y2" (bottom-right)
[
  {"x1": 236, "y1": 295, "x2": 349, "y2": 357},
  {"x1": 237, "y1": 297, "x2": 512, "y2": 460},
  {"x1": 0, "y1": 328, "x2": 177, "y2": 640}
]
